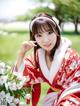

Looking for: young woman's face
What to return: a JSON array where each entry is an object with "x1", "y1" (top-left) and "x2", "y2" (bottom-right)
[{"x1": 34, "y1": 30, "x2": 57, "y2": 52}]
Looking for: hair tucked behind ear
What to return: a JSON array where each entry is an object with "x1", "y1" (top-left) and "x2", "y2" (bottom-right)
[{"x1": 29, "y1": 13, "x2": 61, "y2": 68}]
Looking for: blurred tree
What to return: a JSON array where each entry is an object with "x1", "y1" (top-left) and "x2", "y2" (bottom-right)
[
  {"x1": 53, "y1": 0, "x2": 80, "y2": 34},
  {"x1": 31, "y1": 0, "x2": 80, "y2": 33},
  {"x1": 17, "y1": 0, "x2": 80, "y2": 34},
  {"x1": 16, "y1": 13, "x2": 33, "y2": 21},
  {"x1": 30, "y1": 0, "x2": 54, "y2": 15},
  {"x1": 30, "y1": 7, "x2": 54, "y2": 16}
]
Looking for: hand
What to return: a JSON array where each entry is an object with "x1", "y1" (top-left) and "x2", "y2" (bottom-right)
[{"x1": 19, "y1": 40, "x2": 37, "y2": 56}]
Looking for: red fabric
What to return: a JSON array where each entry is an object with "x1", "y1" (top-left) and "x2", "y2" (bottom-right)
[
  {"x1": 47, "y1": 88, "x2": 54, "y2": 94},
  {"x1": 14, "y1": 48, "x2": 80, "y2": 105},
  {"x1": 32, "y1": 83, "x2": 41, "y2": 106},
  {"x1": 26, "y1": 99, "x2": 30, "y2": 104},
  {"x1": 58, "y1": 94, "x2": 80, "y2": 106}
]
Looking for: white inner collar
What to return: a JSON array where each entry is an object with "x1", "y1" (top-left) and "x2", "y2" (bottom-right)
[{"x1": 38, "y1": 37, "x2": 72, "y2": 84}]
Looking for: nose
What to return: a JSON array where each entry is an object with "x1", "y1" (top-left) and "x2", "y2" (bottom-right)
[{"x1": 43, "y1": 36, "x2": 49, "y2": 42}]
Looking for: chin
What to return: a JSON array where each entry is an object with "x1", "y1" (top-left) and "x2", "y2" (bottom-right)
[{"x1": 45, "y1": 48, "x2": 52, "y2": 52}]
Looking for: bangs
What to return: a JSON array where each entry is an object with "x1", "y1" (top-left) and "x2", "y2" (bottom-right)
[{"x1": 32, "y1": 20, "x2": 55, "y2": 35}]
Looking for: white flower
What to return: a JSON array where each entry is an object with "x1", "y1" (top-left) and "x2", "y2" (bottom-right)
[
  {"x1": 13, "y1": 72, "x2": 23, "y2": 79},
  {"x1": 9, "y1": 102, "x2": 16, "y2": 106},
  {"x1": 6, "y1": 93, "x2": 14, "y2": 103},
  {"x1": 0, "y1": 98, "x2": 7, "y2": 106},
  {"x1": 0, "y1": 91, "x2": 5, "y2": 99},
  {"x1": 6, "y1": 65, "x2": 11, "y2": 70},
  {"x1": 0, "y1": 61, "x2": 31, "y2": 106},
  {"x1": 0, "y1": 77, "x2": 4, "y2": 85},
  {"x1": 25, "y1": 94, "x2": 31, "y2": 99},
  {"x1": 8, "y1": 82, "x2": 17, "y2": 91},
  {"x1": 13, "y1": 71, "x2": 30, "y2": 82},
  {"x1": 0, "y1": 61, "x2": 6, "y2": 74},
  {"x1": 0, "y1": 76, "x2": 8, "y2": 85},
  {"x1": 19, "y1": 102, "x2": 26, "y2": 106},
  {"x1": 17, "y1": 81, "x2": 24, "y2": 89},
  {"x1": 14, "y1": 98, "x2": 20, "y2": 104},
  {"x1": 13, "y1": 72, "x2": 30, "y2": 89}
]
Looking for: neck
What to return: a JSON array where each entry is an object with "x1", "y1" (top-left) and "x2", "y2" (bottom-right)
[
  {"x1": 46, "y1": 50, "x2": 51, "y2": 55},
  {"x1": 45, "y1": 51, "x2": 52, "y2": 62}
]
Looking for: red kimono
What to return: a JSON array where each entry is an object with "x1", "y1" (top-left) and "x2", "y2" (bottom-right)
[{"x1": 14, "y1": 37, "x2": 80, "y2": 106}]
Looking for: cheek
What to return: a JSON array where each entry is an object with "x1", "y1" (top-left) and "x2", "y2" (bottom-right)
[
  {"x1": 52, "y1": 34, "x2": 57, "y2": 41},
  {"x1": 54, "y1": 36, "x2": 57, "y2": 41},
  {"x1": 35, "y1": 37, "x2": 41, "y2": 45}
]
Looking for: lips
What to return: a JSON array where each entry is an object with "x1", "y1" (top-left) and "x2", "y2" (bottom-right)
[{"x1": 43, "y1": 43, "x2": 51, "y2": 47}]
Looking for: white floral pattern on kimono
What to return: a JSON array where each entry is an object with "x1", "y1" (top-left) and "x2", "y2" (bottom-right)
[{"x1": 14, "y1": 37, "x2": 80, "y2": 106}]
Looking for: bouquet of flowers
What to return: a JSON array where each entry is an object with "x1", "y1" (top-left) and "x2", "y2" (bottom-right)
[{"x1": 0, "y1": 61, "x2": 31, "y2": 106}]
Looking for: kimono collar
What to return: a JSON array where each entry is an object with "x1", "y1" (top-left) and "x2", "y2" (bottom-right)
[{"x1": 38, "y1": 37, "x2": 72, "y2": 84}]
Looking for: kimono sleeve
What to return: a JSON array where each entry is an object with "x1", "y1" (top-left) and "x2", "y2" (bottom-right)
[
  {"x1": 23, "y1": 54, "x2": 43, "y2": 85},
  {"x1": 57, "y1": 49, "x2": 80, "y2": 106},
  {"x1": 13, "y1": 53, "x2": 42, "y2": 106},
  {"x1": 13, "y1": 53, "x2": 43, "y2": 85}
]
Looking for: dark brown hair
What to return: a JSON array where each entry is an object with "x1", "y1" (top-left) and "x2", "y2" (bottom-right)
[{"x1": 29, "y1": 13, "x2": 61, "y2": 67}]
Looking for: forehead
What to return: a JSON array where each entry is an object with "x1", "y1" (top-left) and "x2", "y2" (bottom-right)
[{"x1": 32, "y1": 19, "x2": 55, "y2": 34}]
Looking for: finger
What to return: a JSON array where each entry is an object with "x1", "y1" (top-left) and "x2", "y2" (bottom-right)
[
  {"x1": 32, "y1": 41, "x2": 37, "y2": 43},
  {"x1": 30, "y1": 41, "x2": 37, "y2": 47},
  {"x1": 22, "y1": 41, "x2": 36, "y2": 46}
]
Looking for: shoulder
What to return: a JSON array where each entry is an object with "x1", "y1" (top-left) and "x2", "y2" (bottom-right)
[
  {"x1": 66, "y1": 48, "x2": 79, "y2": 57},
  {"x1": 64, "y1": 48, "x2": 79, "y2": 62}
]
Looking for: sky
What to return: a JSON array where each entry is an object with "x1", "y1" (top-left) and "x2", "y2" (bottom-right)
[{"x1": 0, "y1": 0, "x2": 37, "y2": 20}]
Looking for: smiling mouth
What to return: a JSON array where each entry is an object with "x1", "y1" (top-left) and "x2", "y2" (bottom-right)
[{"x1": 43, "y1": 43, "x2": 51, "y2": 47}]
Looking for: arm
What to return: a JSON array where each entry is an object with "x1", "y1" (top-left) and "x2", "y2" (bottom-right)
[
  {"x1": 13, "y1": 40, "x2": 44, "y2": 85},
  {"x1": 15, "y1": 40, "x2": 37, "y2": 72},
  {"x1": 13, "y1": 41, "x2": 42, "y2": 106}
]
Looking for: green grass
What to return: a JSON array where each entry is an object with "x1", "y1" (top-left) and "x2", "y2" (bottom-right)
[
  {"x1": 0, "y1": 33, "x2": 29, "y2": 64},
  {"x1": 63, "y1": 35, "x2": 80, "y2": 53},
  {"x1": 0, "y1": 32, "x2": 80, "y2": 106},
  {"x1": 0, "y1": 33, "x2": 79, "y2": 63}
]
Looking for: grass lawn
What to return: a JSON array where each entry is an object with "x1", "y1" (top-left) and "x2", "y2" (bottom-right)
[
  {"x1": 0, "y1": 32, "x2": 29, "y2": 64},
  {"x1": 0, "y1": 32, "x2": 80, "y2": 106}
]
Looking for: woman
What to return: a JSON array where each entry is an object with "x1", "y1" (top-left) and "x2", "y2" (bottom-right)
[{"x1": 14, "y1": 13, "x2": 80, "y2": 106}]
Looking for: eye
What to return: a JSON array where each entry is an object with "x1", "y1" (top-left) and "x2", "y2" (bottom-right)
[
  {"x1": 35, "y1": 34, "x2": 42, "y2": 37},
  {"x1": 48, "y1": 31, "x2": 53, "y2": 35}
]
